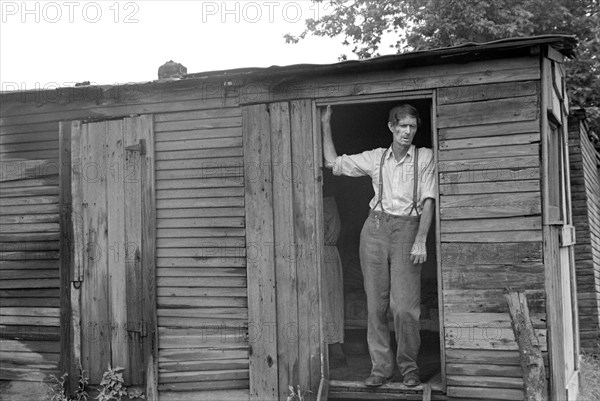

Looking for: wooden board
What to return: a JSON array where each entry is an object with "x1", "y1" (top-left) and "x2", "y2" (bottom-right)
[
  {"x1": 447, "y1": 386, "x2": 525, "y2": 400},
  {"x1": 440, "y1": 133, "x2": 539, "y2": 151},
  {"x1": 154, "y1": 108, "x2": 241, "y2": 123},
  {"x1": 156, "y1": 156, "x2": 243, "y2": 171},
  {"x1": 269, "y1": 102, "x2": 299, "y2": 400},
  {"x1": 441, "y1": 242, "x2": 542, "y2": 266},
  {"x1": 437, "y1": 96, "x2": 538, "y2": 128},
  {"x1": 444, "y1": 289, "x2": 545, "y2": 314},
  {"x1": 154, "y1": 116, "x2": 242, "y2": 132},
  {"x1": 242, "y1": 103, "x2": 278, "y2": 400},
  {"x1": 156, "y1": 187, "x2": 245, "y2": 200},
  {"x1": 137, "y1": 114, "x2": 157, "y2": 401},
  {"x1": 445, "y1": 312, "x2": 546, "y2": 329},
  {"x1": 447, "y1": 375, "x2": 524, "y2": 389},
  {"x1": 445, "y1": 348, "x2": 549, "y2": 366},
  {"x1": 437, "y1": 81, "x2": 538, "y2": 105},
  {"x1": 440, "y1": 180, "x2": 540, "y2": 195},
  {"x1": 159, "y1": 389, "x2": 249, "y2": 401},
  {"x1": 440, "y1": 216, "x2": 541, "y2": 233},
  {"x1": 80, "y1": 121, "x2": 110, "y2": 383},
  {"x1": 124, "y1": 117, "x2": 144, "y2": 386},
  {"x1": 440, "y1": 192, "x2": 541, "y2": 220},
  {"x1": 442, "y1": 263, "x2": 545, "y2": 290},
  {"x1": 1, "y1": 92, "x2": 240, "y2": 126},
  {"x1": 438, "y1": 143, "x2": 538, "y2": 161},
  {"x1": 154, "y1": 127, "x2": 242, "y2": 142},
  {"x1": 445, "y1": 326, "x2": 547, "y2": 351},
  {"x1": 155, "y1": 136, "x2": 242, "y2": 152},
  {"x1": 105, "y1": 120, "x2": 129, "y2": 378},
  {"x1": 290, "y1": 100, "x2": 321, "y2": 394},
  {"x1": 155, "y1": 146, "x2": 243, "y2": 161},
  {"x1": 69, "y1": 121, "x2": 83, "y2": 389},
  {"x1": 239, "y1": 57, "x2": 540, "y2": 105}
]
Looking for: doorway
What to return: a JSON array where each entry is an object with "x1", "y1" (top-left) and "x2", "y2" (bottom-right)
[{"x1": 319, "y1": 99, "x2": 442, "y2": 388}]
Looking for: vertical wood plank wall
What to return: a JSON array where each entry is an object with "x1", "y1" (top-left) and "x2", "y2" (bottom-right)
[
  {"x1": 568, "y1": 116, "x2": 600, "y2": 354},
  {"x1": 243, "y1": 100, "x2": 323, "y2": 401},
  {"x1": 153, "y1": 106, "x2": 250, "y2": 401},
  {"x1": 0, "y1": 121, "x2": 61, "y2": 399},
  {"x1": 437, "y1": 79, "x2": 545, "y2": 400}
]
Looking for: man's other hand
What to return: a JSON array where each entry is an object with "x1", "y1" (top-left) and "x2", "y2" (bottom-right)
[{"x1": 410, "y1": 241, "x2": 427, "y2": 264}]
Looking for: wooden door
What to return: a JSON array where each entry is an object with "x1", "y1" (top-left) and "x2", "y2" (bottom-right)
[
  {"x1": 557, "y1": 120, "x2": 579, "y2": 399},
  {"x1": 542, "y1": 54, "x2": 580, "y2": 401},
  {"x1": 543, "y1": 119, "x2": 579, "y2": 400},
  {"x1": 71, "y1": 116, "x2": 156, "y2": 391}
]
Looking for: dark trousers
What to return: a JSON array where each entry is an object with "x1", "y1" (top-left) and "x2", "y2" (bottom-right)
[{"x1": 359, "y1": 211, "x2": 421, "y2": 378}]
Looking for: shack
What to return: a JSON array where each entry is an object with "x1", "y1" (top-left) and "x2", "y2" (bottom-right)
[
  {"x1": 0, "y1": 35, "x2": 582, "y2": 401},
  {"x1": 568, "y1": 108, "x2": 600, "y2": 354}
]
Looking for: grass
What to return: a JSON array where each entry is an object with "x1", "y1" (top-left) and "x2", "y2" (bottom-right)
[{"x1": 579, "y1": 352, "x2": 600, "y2": 401}]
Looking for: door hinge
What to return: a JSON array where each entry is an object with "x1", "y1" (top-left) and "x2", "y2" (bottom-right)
[
  {"x1": 559, "y1": 225, "x2": 576, "y2": 247},
  {"x1": 126, "y1": 321, "x2": 148, "y2": 337},
  {"x1": 125, "y1": 139, "x2": 146, "y2": 155}
]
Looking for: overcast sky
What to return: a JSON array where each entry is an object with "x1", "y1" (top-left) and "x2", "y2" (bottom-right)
[{"x1": 0, "y1": 0, "x2": 377, "y2": 91}]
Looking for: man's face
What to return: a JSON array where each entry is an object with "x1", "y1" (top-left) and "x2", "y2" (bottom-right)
[{"x1": 388, "y1": 115, "x2": 418, "y2": 147}]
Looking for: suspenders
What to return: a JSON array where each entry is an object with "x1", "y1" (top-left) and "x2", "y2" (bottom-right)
[
  {"x1": 372, "y1": 146, "x2": 420, "y2": 218},
  {"x1": 408, "y1": 148, "x2": 420, "y2": 217}
]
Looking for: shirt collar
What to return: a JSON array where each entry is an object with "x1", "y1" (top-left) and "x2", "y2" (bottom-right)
[{"x1": 385, "y1": 144, "x2": 413, "y2": 163}]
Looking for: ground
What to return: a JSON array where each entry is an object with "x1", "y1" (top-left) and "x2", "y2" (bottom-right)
[{"x1": 579, "y1": 352, "x2": 600, "y2": 401}]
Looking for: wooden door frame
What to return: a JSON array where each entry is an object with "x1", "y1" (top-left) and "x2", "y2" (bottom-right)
[
  {"x1": 61, "y1": 116, "x2": 158, "y2": 400},
  {"x1": 314, "y1": 90, "x2": 445, "y2": 394},
  {"x1": 540, "y1": 51, "x2": 580, "y2": 401}
]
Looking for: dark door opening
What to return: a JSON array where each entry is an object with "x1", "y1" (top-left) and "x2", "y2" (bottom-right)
[{"x1": 320, "y1": 100, "x2": 442, "y2": 389}]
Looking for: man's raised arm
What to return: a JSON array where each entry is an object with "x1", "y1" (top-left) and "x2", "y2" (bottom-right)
[{"x1": 322, "y1": 105, "x2": 337, "y2": 169}]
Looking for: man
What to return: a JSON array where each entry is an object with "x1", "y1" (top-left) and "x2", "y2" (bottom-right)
[{"x1": 321, "y1": 103, "x2": 436, "y2": 387}]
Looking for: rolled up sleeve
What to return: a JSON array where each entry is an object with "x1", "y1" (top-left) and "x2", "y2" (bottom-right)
[
  {"x1": 332, "y1": 149, "x2": 378, "y2": 177},
  {"x1": 419, "y1": 149, "x2": 437, "y2": 203}
]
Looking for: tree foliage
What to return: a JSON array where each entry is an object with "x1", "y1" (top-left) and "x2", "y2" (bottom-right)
[{"x1": 286, "y1": 0, "x2": 600, "y2": 131}]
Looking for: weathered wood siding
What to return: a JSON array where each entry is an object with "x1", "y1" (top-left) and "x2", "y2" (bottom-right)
[
  {"x1": 236, "y1": 55, "x2": 549, "y2": 400},
  {"x1": 568, "y1": 116, "x2": 600, "y2": 353},
  {"x1": 437, "y1": 76, "x2": 545, "y2": 400},
  {"x1": 0, "y1": 120, "x2": 61, "y2": 399},
  {"x1": 1, "y1": 82, "x2": 249, "y2": 401},
  {"x1": 1, "y1": 45, "x2": 577, "y2": 400},
  {"x1": 243, "y1": 100, "x2": 323, "y2": 401},
  {"x1": 153, "y1": 106, "x2": 250, "y2": 401}
]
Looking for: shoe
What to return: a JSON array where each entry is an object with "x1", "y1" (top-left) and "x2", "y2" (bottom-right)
[
  {"x1": 403, "y1": 371, "x2": 421, "y2": 387},
  {"x1": 365, "y1": 375, "x2": 388, "y2": 387}
]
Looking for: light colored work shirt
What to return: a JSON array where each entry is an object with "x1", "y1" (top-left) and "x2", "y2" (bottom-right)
[{"x1": 332, "y1": 145, "x2": 437, "y2": 216}]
